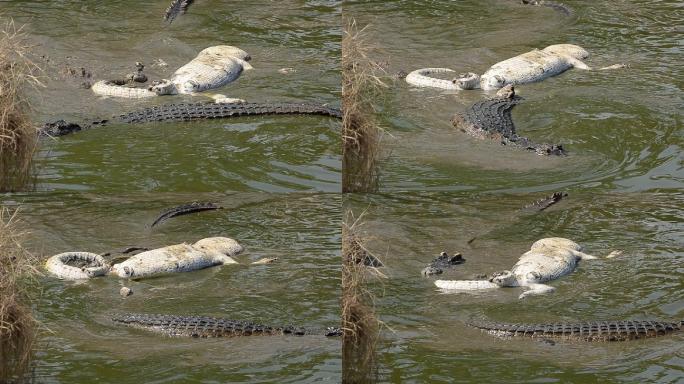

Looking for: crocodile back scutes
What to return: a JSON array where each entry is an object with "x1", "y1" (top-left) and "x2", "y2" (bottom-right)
[
  {"x1": 112, "y1": 313, "x2": 340, "y2": 338},
  {"x1": 115, "y1": 102, "x2": 342, "y2": 124},
  {"x1": 469, "y1": 320, "x2": 683, "y2": 342}
]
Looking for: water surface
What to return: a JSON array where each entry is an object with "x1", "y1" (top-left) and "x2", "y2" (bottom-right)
[
  {"x1": 346, "y1": 191, "x2": 683, "y2": 383},
  {"x1": 4, "y1": 0, "x2": 341, "y2": 193},
  {"x1": 345, "y1": 0, "x2": 682, "y2": 193},
  {"x1": 5, "y1": 192, "x2": 341, "y2": 383}
]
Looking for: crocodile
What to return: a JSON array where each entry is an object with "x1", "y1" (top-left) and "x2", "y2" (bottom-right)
[
  {"x1": 469, "y1": 319, "x2": 684, "y2": 342},
  {"x1": 421, "y1": 251, "x2": 465, "y2": 276},
  {"x1": 91, "y1": 45, "x2": 252, "y2": 100},
  {"x1": 406, "y1": 44, "x2": 624, "y2": 90},
  {"x1": 150, "y1": 202, "x2": 222, "y2": 227},
  {"x1": 435, "y1": 237, "x2": 619, "y2": 299},
  {"x1": 112, "y1": 313, "x2": 342, "y2": 338},
  {"x1": 164, "y1": 0, "x2": 194, "y2": 23},
  {"x1": 40, "y1": 101, "x2": 343, "y2": 137},
  {"x1": 451, "y1": 85, "x2": 566, "y2": 156}
]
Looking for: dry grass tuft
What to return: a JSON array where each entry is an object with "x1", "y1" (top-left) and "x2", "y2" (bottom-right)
[
  {"x1": 0, "y1": 208, "x2": 40, "y2": 383},
  {"x1": 0, "y1": 19, "x2": 42, "y2": 192},
  {"x1": 342, "y1": 19, "x2": 387, "y2": 193},
  {"x1": 342, "y1": 211, "x2": 383, "y2": 383}
]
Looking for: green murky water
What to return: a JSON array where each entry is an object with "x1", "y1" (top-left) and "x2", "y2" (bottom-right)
[
  {"x1": 345, "y1": 191, "x2": 683, "y2": 383},
  {"x1": 2, "y1": 1, "x2": 341, "y2": 382},
  {"x1": 7, "y1": 192, "x2": 341, "y2": 382},
  {"x1": 8, "y1": 0, "x2": 341, "y2": 193},
  {"x1": 341, "y1": 0, "x2": 683, "y2": 382},
  {"x1": 345, "y1": 0, "x2": 682, "y2": 193},
  {"x1": 2, "y1": 0, "x2": 683, "y2": 382}
]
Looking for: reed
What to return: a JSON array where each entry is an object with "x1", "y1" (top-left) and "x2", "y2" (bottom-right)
[
  {"x1": 342, "y1": 19, "x2": 386, "y2": 193},
  {"x1": 0, "y1": 19, "x2": 42, "y2": 192},
  {"x1": 342, "y1": 211, "x2": 383, "y2": 383},
  {"x1": 0, "y1": 208, "x2": 40, "y2": 383}
]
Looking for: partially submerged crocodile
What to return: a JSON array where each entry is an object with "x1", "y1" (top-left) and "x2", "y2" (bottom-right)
[
  {"x1": 469, "y1": 319, "x2": 683, "y2": 342},
  {"x1": 113, "y1": 313, "x2": 342, "y2": 338},
  {"x1": 435, "y1": 238, "x2": 619, "y2": 299},
  {"x1": 451, "y1": 85, "x2": 566, "y2": 155},
  {"x1": 521, "y1": 192, "x2": 568, "y2": 211},
  {"x1": 163, "y1": 0, "x2": 194, "y2": 23},
  {"x1": 150, "y1": 202, "x2": 222, "y2": 227},
  {"x1": 406, "y1": 44, "x2": 624, "y2": 91},
  {"x1": 40, "y1": 102, "x2": 342, "y2": 137},
  {"x1": 91, "y1": 45, "x2": 252, "y2": 100},
  {"x1": 45, "y1": 252, "x2": 109, "y2": 280}
]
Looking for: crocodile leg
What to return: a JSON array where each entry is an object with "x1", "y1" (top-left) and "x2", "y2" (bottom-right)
[
  {"x1": 518, "y1": 283, "x2": 555, "y2": 299},
  {"x1": 573, "y1": 249, "x2": 623, "y2": 260},
  {"x1": 568, "y1": 57, "x2": 627, "y2": 71}
]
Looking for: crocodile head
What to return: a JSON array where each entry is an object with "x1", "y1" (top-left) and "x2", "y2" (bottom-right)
[
  {"x1": 534, "y1": 144, "x2": 566, "y2": 156},
  {"x1": 149, "y1": 79, "x2": 177, "y2": 95}
]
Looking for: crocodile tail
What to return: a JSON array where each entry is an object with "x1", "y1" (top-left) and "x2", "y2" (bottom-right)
[
  {"x1": 163, "y1": 0, "x2": 194, "y2": 22},
  {"x1": 434, "y1": 279, "x2": 500, "y2": 290},
  {"x1": 92, "y1": 80, "x2": 157, "y2": 98},
  {"x1": 45, "y1": 252, "x2": 109, "y2": 280},
  {"x1": 405, "y1": 68, "x2": 462, "y2": 90}
]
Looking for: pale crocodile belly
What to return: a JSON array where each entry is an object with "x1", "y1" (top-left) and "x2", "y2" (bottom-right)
[
  {"x1": 511, "y1": 252, "x2": 577, "y2": 283},
  {"x1": 171, "y1": 59, "x2": 243, "y2": 93},
  {"x1": 470, "y1": 320, "x2": 684, "y2": 342},
  {"x1": 482, "y1": 53, "x2": 571, "y2": 87},
  {"x1": 112, "y1": 313, "x2": 342, "y2": 338}
]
